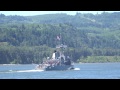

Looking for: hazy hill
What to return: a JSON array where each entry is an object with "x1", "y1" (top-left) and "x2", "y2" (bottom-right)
[
  {"x1": 1, "y1": 12, "x2": 120, "y2": 64},
  {"x1": 1, "y1": 12, "x2": 120, "y2": 28}
]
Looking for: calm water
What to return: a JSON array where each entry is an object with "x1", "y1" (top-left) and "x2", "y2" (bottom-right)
[{"x1": 0, "y1": 63, "x2": 120, "y2": 79}]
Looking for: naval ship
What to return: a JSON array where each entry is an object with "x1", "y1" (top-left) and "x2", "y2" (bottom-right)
[{"x1": 35, "y1": 35, "x2": 74, "y2": 71}]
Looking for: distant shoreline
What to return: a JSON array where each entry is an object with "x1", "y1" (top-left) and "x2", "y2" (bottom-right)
[
  {"x1": 0, "y1": 64, "x2": 19, "y2": 65},
  {"x1": 0, "y1": 62, "x2": 120, "y2": 66},
  {"x1": 0, "y1": 63, "x2": 37, "y2": 65}
]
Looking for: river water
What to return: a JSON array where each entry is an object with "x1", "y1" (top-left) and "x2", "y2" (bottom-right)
[{"x1": 0, "y1": 63, "x2": 120, "y2": 79}]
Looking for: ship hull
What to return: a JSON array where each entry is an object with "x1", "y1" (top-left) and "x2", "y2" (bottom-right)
[
  {"x1": 36, "y1": 64, "x2": 74, "y2": 71},
  {"x1": 45, "y1": 65, "x2": 74, "y2": 71}
]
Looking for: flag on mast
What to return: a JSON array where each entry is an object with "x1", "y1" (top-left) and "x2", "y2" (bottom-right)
[{"x1": 57, "y1": 35, "x2": 60, "y2": 40}]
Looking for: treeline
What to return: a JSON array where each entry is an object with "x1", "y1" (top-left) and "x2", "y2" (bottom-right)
[
  {"x1": 78, "y1": 56, "x2": 120, "y2": 63},
  {"x1": 1, "y1": 23, "x2": 120, "y2": 48},
  {"x1": 1, "y1": 44, "x2": 120, "y2": 64},
  {"x1": 0, "y1": 23, "x2": 120, "y2": 64},
  {"x1": 0, "y1": 45, "x2": 52, "y2": 64}
]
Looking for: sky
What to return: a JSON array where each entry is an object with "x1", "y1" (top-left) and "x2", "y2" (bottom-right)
[{"x1": 0, "y1": 11, "x2": 120, "y2": 16}]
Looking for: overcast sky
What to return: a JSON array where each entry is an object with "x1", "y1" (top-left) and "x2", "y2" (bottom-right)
[{"x1": 0, "y1": 11, "x2": 119, "y2": 16}]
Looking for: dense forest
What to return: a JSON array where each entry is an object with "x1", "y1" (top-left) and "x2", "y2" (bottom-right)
[{"x1": 0, "y1": 12, "x2": 120, "y2": 64}]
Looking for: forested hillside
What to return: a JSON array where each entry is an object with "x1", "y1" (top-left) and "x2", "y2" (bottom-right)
[{"x1": 0, "y1": 12, "x2": 120, "y2": 64}]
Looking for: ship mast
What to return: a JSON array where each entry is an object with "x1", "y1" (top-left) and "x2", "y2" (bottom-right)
[{"x1": 56, "y1": 33, "x2": 67, "y2": 64}]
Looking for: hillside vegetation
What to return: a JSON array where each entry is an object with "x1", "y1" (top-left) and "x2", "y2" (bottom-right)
[{"x1": 0, "y1": 12, "x2": 120, "y2": 64}]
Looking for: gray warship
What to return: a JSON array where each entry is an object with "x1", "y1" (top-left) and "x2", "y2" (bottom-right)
[{"x1": 35, "y1": 38, "x2": 74, "y2": 71}]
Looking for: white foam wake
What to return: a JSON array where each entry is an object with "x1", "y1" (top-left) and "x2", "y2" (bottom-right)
[
  {"x1": 16, "y1": 69, "x2": 44, "y2": 72},
  {"x1": 74, "y1": 68, "x2": 80, "y2": 70}
]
